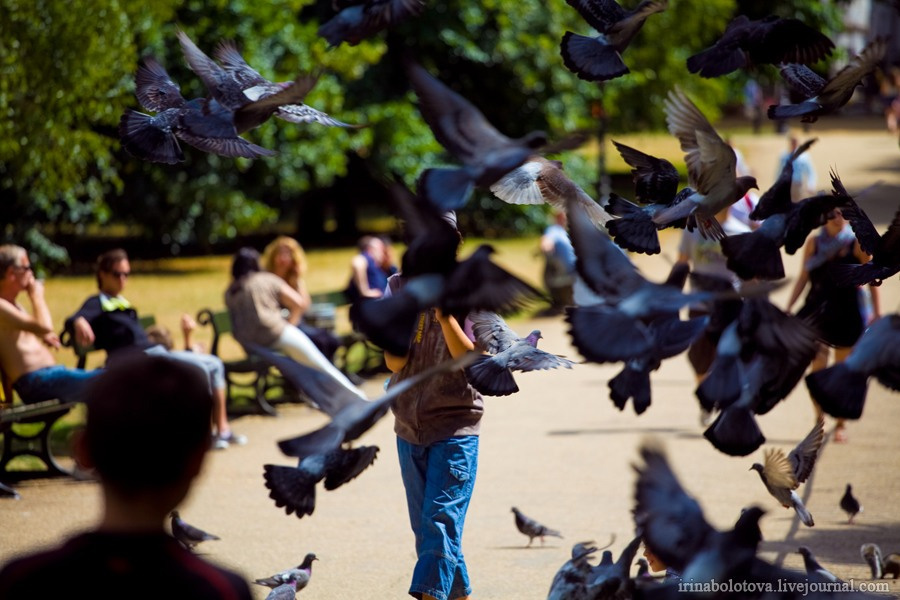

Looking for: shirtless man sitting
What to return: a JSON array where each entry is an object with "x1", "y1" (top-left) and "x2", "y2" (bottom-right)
[{"x1": 0, "y1": 245, "x2": 97, "y2": 404}]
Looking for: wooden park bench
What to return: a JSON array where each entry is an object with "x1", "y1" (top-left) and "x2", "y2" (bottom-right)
[{"x1": 0, "y1": 370, "x2": 78, "y2": 497}]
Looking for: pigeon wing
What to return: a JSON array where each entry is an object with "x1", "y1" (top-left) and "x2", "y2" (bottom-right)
[
  {"x1": 214, "y1": 40, "x2": 268, "y2": 88},
  {"x1": 468, "y1": 310, "x2": 520, "y2": 354},
  {"x1": 489, "y1": 159, "x2": 549, "y2": 206},
  {"x1": 761, "y1": 447, "x2": 798, "y2": 490},
  {"x1": 750, "y1": 18, "x2": 834, "y2": 66},
  {"x1": 778, "y1": 64, "x2": 826, "y2": 99},
  {"x1": 818, "y1": 38, "x2": 886, "y2": 103},
  {"x1": 176, "y1": 29, "x2": 245, "y2": 109},
  {"x1": 612, "y1": 140, "x2": 679, "y2": 204},
  {"x1": 788, "y1": 418, "x2": 825, "y2": 483},
  {"x1": 565, "y1": 0, "x2": 626, "y2": 33},
  {"x1": 135, "y1": 58, "x2": 185, "y2": 112}
]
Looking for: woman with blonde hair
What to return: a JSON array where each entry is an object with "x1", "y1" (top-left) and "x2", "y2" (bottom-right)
[{"x1": 261, "y1": 236, "x2": 340, "y2": 361}]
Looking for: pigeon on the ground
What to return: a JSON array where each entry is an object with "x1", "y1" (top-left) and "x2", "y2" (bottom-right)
[
  {"x1": 749, "y1": 419, "x2": 824, "y2": 527},
  {"x1": 176, "y1": 29, "x2": 319, "y2": 135},
  {"x1": 840, "y1": 484, "x2": 863, "y2": 524},
  {"x1": 405, "y1": 59, "x2": 557, "y2": 211},
  {"x1": 721, "y1": 167, "x2": 851, "y2": 281},
  {"x1": 805, "y1": 314, "x2": 900, "y2": 420},
  {"x1": 264, "y1": 578, "x2": 301, "y2": 600},
  {"x1": 213, "y1": 41, "x2": 360, "y2": 128},
  {"x1": 254, "y1": 553, "x2": 318, "y2": 590},
  {"x1": 318, "y1": 0, "x2": 426, "y2": 47},
  {"x1": 464, "y1": 311, "x2": 575, "y2": 397},
  {"x1": 170, "y1": 510, "x2": 220, "y2": 551},
  {"x1": 829, "y1": 203, "x2": 900, "y2": 288},
  {"x1": 264, "y1": 445, "x2": 379, "y2": 518},
  {"x1": 511, "y1": 507, "x2": 563, "y2": 547},
  {"x1": 861, "y1": 543, "x2": 900, "y2": 580},
  {"x1": 276, "y1": 352, "x2": 477, "y2": 459},
  {"x1": 119, "y1": 58, "x2": 277, "y2": 164},
  {"x1": 560, "y1": 0, "x2": 668, "y2": 82},
  {"x1": 356, "y1": 180, "x2": 545, "y2": 356},
  {"x1": 799, "y1": 546, "x2": 842, "y2": 583},
  {"x1": 652, "y1": 88, "x2": 758, "y2": 240},
  {"x1": 768, "y1": 37, "x2": 887, "y2": 122},
  {"x1": 489, "y1": 156, "x2": 612, "y2": 226},
  {"x1": 686, "y1": 15, "x2": 834, "y2": 78},
  {"x1": 604, "y1": 141, "x2": 692, "y2": 255},
  {"x1": 634, "y1": 442, "x2": 765, "y2": 583}
]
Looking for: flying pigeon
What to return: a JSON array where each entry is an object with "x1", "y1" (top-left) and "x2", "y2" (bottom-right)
[
  {"x1": 840, "y1": 484, "x2": 863, "y2": 524},
  {"x1": 634, "y1": 442, "x2": 765, "y2": 583},
  {"x1": 768, "y1": 37, "x2": 887, "y2": 122},
  {"x1": 799, "y1": 546, "x2": 842, "y2": 583},
  {"x1": 355, "y1": 181, "x2": 545, "y2": 356},
  {"x1": 264, "y1": 446, "x2": 379, "y2": 518},
  {"x1": 565, "y1": 192, "x2": 736, "y2": 364},
  {"x1": 805, "y1": 314, "x2": 900, "y2": 420},
  {"x1": 176, "y1": 29, "x2": 319, "y2": 134},
  {"x1": 561, "y1": 0, "x2": 669, "y2": 82},
  {"x1": 464, "y1": 311, "x2": 575, "y2": 397},
  {"x1": 721, "y1": 166, "x2": 851, "y2": 280},
  {"x1": 254, "y1": 553, "x2": 318, "y2": 590},
  {"x1": 489, "y1": 156, "x2": 612, "y2": 226},
  {"x1": 119, "y1": 58, "x2": 276, "y2": 164},
  {"x1": 511, "y1": 507, "x2": 563, "y2": 547},
  {"x1": 170, "y1": 510, "x2": 220, "y2": 551},
  {"x1": 604, "y1": 141, "x2": 693, "y2": 255},
  {"x1": 318, "y1": 0, "x2": 426, "y2": 47},
  {"x1": 405, "y1": 59, "x2": 557, "y2": 211},
  {"x1": 652, "y1": 88, "x2": 758, "y2": 240},
  {"x1": 749, "y1": 419, "x2": 825, "y2": 527},
  {"x1": 214, "y1": 40, "x2": 361, "y2": 128},
  {"x1": 829, "y1": 203, "x2": 900, "y2": 288},
  {"x1": 276, "y1": 352, "x2": 478, "y2": 459},
  {"x1": 749, "y1": 138, "x2": 818, "y2": 221},
  {"x1": 686, "y1": 15, "x2": 834, "y2": 78},
  {"x1": 583, "y1": 534, "x2": 643, "y2": 599}
]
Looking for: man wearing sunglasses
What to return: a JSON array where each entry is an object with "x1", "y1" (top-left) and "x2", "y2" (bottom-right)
[
  {"x1": 64, "y1": 249, "x2": 246, "y2": 450},
  {"x1": 0, "y1": 245, "x2": 98, "y2": 404}
]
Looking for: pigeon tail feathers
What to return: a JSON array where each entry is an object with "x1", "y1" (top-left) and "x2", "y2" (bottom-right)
[
  {"x1": 720, "y1": 232, "x2": 786, "y2": 281},
  {"x1": 560, "y1": 32, "x2": 629, "y2": 82},
  {"x1": 703, "y1": 405, "x2": 765, "y2": 456},
  {"x1": 805, "y1": 365, "x2": 868, "y2": 420},
  {"x1": 263, "y1": 464, "x2": 317, "y2": 518},
  {"x1": 465, "y1": 355, "x2": 519, "y2": 397}
]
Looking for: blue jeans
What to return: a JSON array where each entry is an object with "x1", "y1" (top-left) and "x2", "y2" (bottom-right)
[
  {"x1": 12, "y1": 366, "x2": 99, "y2": 404},
  {"x1": 397, "y1": 435, "x2": 478, "y2": 600}
]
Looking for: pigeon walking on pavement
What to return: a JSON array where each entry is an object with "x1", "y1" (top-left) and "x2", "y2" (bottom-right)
[
  {"x1": 464, "y1": 310, "x2": 575, "y2": 397},
  {"x1": 799, "y1": 546, "x2": 842, "y2": 583},
  {"x1": 254, "y1": 553, "x2": 318, "y2": 590},
  {"x1": 652, "y1": 88, "x2": 758, "y2": 240},
  {"x1": 768, "y1": 37, "x2": 887, "y2": 123},
  {"x1": 170, "y1": 510, "x2": 220, "y2": 551},
  {"x1": 749, "y1": 419, "x2": 824, "y2": 527},
  {"x1": 318, "y1": 0, "x2": 426, "y2": 47},
  {"x1": 686, "y1": 15, "x2": 833, "y2": 78},
  {"x1": 861, "y1": 543, "x2": 900, "y2": 579},
  {"x1": 264, "y1": 577, "x2": 302, "y2": 600},
  {"x1": 511, "y1": 507, "x2": 563, "y2": 547},
  {"x1": 840, "y1": 484, "x2": 863, "y2": 524},
  {"x1": 561, "y1": 0, "x2": 668, "y2": 82}
]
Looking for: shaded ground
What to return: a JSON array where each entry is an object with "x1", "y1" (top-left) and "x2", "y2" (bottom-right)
[{"x1": 1, "y1": 121, "x2": 899, "y2": 599}]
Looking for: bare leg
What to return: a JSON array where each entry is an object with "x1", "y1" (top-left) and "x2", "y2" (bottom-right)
[{"x1": 212, "y1": 387, "x2": 229, "y2": 436}]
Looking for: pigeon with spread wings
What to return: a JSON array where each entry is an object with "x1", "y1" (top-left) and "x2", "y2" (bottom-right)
[
  {"x1": 319, "y1": 0, "x2": 426, "y2": 47},
  {"x1": 652, "y1": 88, "x2": 758, "y2": 240},
  {"x1": 561, "y1": 0, "x2": 668, "y2": 82},
  {"x1": 687, "y1": 15, "x2": 833, "y2": 78},
  {"x1": 768, "y1": 37, "x2": 887, "y2": 123},
  {"x1": 464, "y1": 310, "x2": 575, "y2": 397},
  {"x1": 749, "y1": 419, "x2": 825, "y2": 527}
]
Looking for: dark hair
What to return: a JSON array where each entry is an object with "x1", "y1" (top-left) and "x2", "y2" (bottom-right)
[
  {"x1": 96, "y1": 249, "x2": 129, "y2": 286},
  {"x1": 83, "y1": 354, "x2": 212, "y2": 491},
  {"x1": 230, "y1": 247, "x2": 261, "y2": 281}
]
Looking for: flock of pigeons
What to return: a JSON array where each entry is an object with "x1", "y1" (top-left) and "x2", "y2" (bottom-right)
[{"x1": 114, "y1": 1, "x2": 900, "y2": 598}]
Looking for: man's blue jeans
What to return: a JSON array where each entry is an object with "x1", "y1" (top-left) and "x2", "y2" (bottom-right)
[
  {"x1": 397, "y1": 435, "x2": 478, "y2": 600},
  {"x1": 12, "y1": 366, "x2": 99, "y2": 404}
]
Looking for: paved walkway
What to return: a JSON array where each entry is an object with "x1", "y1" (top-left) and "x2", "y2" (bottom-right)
[{"x1": 1, "y1": 120, "x2": 899, "y2": 599}]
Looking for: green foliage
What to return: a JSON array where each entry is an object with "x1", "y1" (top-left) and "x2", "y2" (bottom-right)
[{"x1": 2, "y1": 0, "x2": 849, "y2": 259}]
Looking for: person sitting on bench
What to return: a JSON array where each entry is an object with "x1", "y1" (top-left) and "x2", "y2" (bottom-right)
[
  {"x1": 64, "y1": 249, "x2": 246, "y2": 450},
  {"x1": 0, "y1": 245, "x2": 98, "y2": 405}
]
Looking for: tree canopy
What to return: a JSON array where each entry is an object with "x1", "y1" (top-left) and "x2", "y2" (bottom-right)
[{"x1": 0, "y1": 0, "x2": 845, "y2": 267}]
